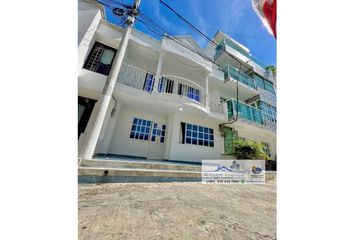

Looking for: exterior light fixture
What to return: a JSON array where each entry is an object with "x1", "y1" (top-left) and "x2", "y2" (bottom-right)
[{"x1": 179, "y1": 108, "x2": 183, "y2": 111}]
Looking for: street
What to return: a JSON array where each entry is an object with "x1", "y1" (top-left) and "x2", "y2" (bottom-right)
[{"x1": 79, "y1": 181, "x2": 276, "y2": 240}]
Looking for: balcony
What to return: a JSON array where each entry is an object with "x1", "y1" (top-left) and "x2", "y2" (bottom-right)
[
  {"x1": 157, "y1": 75, "x2": 205, "y2": 105},
  {"x1": 117, "y1": 63, "x2": 205, "y2": 106},
  {"x1": 225, "y1": 98, "x2": 276, "y2": 132},
  {"x1": 223, "y1": 65, "x2": 256, "y2": 90},
  {"x1": 214, "y1": 38, "x2": 269, "y2": 78}
]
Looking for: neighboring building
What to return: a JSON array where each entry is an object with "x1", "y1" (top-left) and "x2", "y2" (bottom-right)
[{"x1": 78, "y1": 1, "x2": 276, "y2": 163}]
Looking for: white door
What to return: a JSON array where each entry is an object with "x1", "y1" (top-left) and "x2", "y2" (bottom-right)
[{"x1": 146, "y1": 122, "x2": 167, "y2": 160}]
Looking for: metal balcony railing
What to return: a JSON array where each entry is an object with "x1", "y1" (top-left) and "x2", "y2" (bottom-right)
[
  {"x1": 158, "y1": 75, "x2": 205, "y2": 105},
  {"x1": 117, "y1": 63, "x2": 150, "y2": 91},
  {"x1": 117, "y1": 63, "x2": 206, "y2": 106}
]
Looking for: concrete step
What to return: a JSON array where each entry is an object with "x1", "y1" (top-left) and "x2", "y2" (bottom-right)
[
  {"x1": 78, "y1": 166, "x2": 201, "y2": 183},
  {"x1": 80, "y1": 159, "x2": 202, "y2": 172}
]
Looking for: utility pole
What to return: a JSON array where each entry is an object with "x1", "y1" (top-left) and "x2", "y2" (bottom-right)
[{"x1": 81, "y1": 0, "x2": 141, "y2": 159}]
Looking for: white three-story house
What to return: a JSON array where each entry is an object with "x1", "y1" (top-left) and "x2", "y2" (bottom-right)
[{"x1": 78, "y1": 0, "x2": 276, "y2": 163}]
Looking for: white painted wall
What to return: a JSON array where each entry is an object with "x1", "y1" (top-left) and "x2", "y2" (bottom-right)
[
  {"x1": 78, "y1": 0, "x2": 102, "y2": 71},
  {"x1": 167, "y1": 112, "x2": 223, "y2": 162},
  {"x1": 108, "y1": 105, "x2": 168, "y2": 159}
]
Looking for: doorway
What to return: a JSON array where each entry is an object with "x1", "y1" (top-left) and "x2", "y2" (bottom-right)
[
  {"x1": 146, "y1": 122, "x2": 167, "y2": 160},
  {"x1": 224, "y1": 126, "x2": 236, "y2": 155},
  {"x1": 78, "y1": 96, "x2": 97, "y2": 139}
]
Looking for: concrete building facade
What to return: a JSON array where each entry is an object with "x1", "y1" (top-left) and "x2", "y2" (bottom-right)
[{"x1": 78, "y1": 0, "x2": 276, "y2": 163}]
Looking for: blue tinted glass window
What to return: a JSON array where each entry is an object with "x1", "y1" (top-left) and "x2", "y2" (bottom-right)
[
  {"x1": 183, "y1": 123, "x2": 214, "y2": 147},
  {"x1": 162, "y1": 125, "x2": 166, "y2": 130},
  {"x1": 143, "y1": 73, "x2": 155, "y2": 93},
  {"x1": 160, "y1": 137, "x2": 164, "y2": 143},
  {"x1": 130, "y1": 117, "x2": 154, "y2": 141}
]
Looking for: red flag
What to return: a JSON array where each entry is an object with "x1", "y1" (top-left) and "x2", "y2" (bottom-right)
[{"x1": 252, "y1": 0, "x2": 277, "y2": 38}]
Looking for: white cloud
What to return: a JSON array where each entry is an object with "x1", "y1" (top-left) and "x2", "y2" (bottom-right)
[
  {"x1": 150, "y1": 0, "x2": 188, "y2": 36},
  {"x1": 217, "y1": 0, "x2": 246, "y2": 33}
]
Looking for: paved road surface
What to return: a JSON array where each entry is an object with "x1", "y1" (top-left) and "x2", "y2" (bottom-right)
[{"x1": 79, "y1": 181, "x2": 276, "y2": 240}]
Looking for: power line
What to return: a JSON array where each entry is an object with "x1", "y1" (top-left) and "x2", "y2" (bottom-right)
[
  {"x1": 135, "y1": 17, "x2": 225, "y2": 71},
  {"x1": 135, "y1": 16, "x2": 242, "y2": 124},
  {"x1": 158, "y1": 0, "x2": 244, "y2": 123},
  {"x1": 158, "y1": 0, "x2": 245, "y2": 69}
]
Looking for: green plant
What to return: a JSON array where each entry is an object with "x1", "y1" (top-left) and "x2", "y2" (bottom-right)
[
  {"x1": 266, "y1": 65, "x2": 276, "y2": 77},
  {"x1": 234, "y1": 139, "x2": 270, "y2": 160}
]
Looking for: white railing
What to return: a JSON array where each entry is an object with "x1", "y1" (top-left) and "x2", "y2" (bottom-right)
[
  {"x1": 117, "y1": 63, "x2": 150, "y2": 91},
  {"x1": 158, "y1": 75, "x2": 205, "y2": 105}
]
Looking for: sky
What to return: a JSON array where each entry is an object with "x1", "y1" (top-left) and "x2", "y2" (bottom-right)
[{"x1": 105, "y1": 0, "x2": 276, "y2": 66}]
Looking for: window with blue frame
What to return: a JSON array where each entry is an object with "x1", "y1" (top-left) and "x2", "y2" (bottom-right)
[
  {"x1": 158, "y1": 77, "x2": 174, "y2": 93},
  {"x1": 182, "y1": 122, "x2": 214, "y2": 147},
  {"x1": 143, "y1": 73, "x2": 155, "y2": 93},
  {"x1": 151, "y1": 123, "x2": 166, "y2": 143},
  {"x1": 129, "y1": 117, "x2": 152, "y2": 141},
  {"x1": 130, "y1": 118, "x2": 166, "y2": 143},
  {"x1": 187, "y1": 87, "x2": 200, "y2": 102},
  {"x1": 177, "y1": 83, "x2": 200, "y2": 102}
]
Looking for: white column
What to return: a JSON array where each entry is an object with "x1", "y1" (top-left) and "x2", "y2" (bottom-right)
[
  {"x1": 153, "y1": 50, "x2": 165, "y2": 92},
  {"x1": 163, "y1": 114, "x2": 174, "y2": 160},
  {"x1": 98, "y1": 99, "x2": 122, "y2": 154},
  {"x1": 204, "y1": 72, "x2": 210, "y2": 109},
  {"x1": 80, "y1": 1, "x2": 141, "y2": 159}
]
